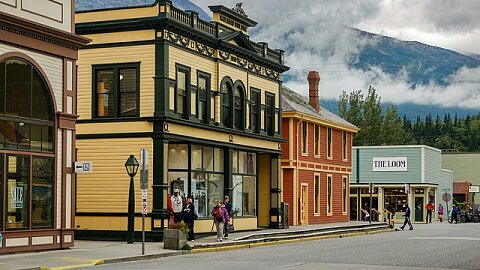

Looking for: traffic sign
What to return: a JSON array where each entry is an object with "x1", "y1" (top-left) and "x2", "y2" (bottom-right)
[
  {"x1": 442, "y1": 192, "x2": 452, "y2": 202},
  {"x1": 141, "y1": 189, "x2": 148, "y2": 215},
  {"x1": 140, "y1": 149, "x2": 149, "y2": 190},
  {"x1": 74, "y1": 161, "x2": 93, "y2": 173},
  {"x1": 469, "y1": 185, "x2": 480, "y2": 193}
]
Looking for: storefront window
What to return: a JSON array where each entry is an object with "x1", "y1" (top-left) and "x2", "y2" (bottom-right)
[
  {"x1": 232, "y1": 151, "x2": 257, "y2": 217},
  {"x1": 192, "y1": 172, "x2": 207, "y2": 217},
  {"x1": 32, "y1": 157, "x2": 53, "y2": 228},
  {"x1": 207, "y1": 174, "x2": 224, "y2": 215},
  {"x1": 6, "y1": 155, "x2": 30, "y2": 230},
  {"x1": 168, "y1": 172, "x2": 188, "y2": 196},
  {"x1": 168, "y1": 144, "x2": 188, "y2": 169},
  {"x1": 384, "y1": 188, "x2": 407, "y2": 212},
  {"x1": 203, "y1": 147, "x2": 213, "y2": 171},
  {"x1": 214, "y1": 148, "x2": 224, "y2": 172}
]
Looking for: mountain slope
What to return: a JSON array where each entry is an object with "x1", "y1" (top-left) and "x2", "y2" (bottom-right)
[{"x1": 354, "y1": 30, "x2": 480, "y2": 86}]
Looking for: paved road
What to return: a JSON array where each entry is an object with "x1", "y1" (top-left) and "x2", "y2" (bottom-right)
[{"x1": 89, "y1": 222, "x2": 480, "y2": 270}]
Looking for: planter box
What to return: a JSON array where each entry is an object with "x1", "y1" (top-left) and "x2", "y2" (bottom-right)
[{"x1": 163, "y1": 229, "x2": 187, "y2": 250}]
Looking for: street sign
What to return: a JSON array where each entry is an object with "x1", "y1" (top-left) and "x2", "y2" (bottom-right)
[
  {"x1": 140, "y1": 149, "x2": 149, "y2": 190},
  {"x1": 74, "y1": 161, "x2": 93, "y2": 173},
  {"x1": 142, "y1": 189, "x2": 148, "y2": 215},
  {"x1": 469, "y1": 185, "x2": 480, "y2": 193},
  {"x1": 442, "y1": 192, "x2": 452, "y2": 202}
]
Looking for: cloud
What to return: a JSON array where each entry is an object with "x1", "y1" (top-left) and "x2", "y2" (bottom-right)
[{"x1": 192, "y1": 0, "x2": 480, "y2": 109}]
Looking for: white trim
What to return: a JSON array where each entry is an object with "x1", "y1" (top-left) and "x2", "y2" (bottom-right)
[
  {"x1": 353, "y1": 145, "x2": 441, "y2": 153},
  {"x1": 421, "y1": 147, "x2": 425, "y2": 183}
]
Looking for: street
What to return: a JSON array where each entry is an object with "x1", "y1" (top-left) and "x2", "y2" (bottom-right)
[{"x1": 88, "y1": 222, "x2": 480, "y2": 270}]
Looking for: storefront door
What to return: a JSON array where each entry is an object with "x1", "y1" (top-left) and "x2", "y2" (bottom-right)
[
  {"x1": 300, "y1": 184, "x2": 308, "y2": 225},
  {"x1": 415, "y1": 197, "x2": 424, "y2": 222}
]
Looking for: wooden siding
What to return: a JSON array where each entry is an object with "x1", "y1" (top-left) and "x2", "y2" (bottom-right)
[
  {"x1": 83, "y1": 30, "x2": 155, "y2": 45},
  {"x1": 75, "y1": 4, "x2": 159, "y2": 24},
  {"x1": 75, "y1": 138, "x2": 154, "y2": 213},
  {"x1": 77, "y1": 45, "x2": 155, "y2": 119},
  {"x1": 168, "y1": 46, "x2": 217, "y2": 88}
]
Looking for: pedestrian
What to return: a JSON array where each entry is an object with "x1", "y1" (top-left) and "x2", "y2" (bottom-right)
[
  {"x1": 211, "y1": 200, "x2": 229, "y2": 242},
  {"x1": 400, "y1": 204, "x2": 413, "y2": 230},
  {"x1": 425, "y1": 201, "x2": 434, "y2": 223},
  {"x1": 183, "y1": 196, "x2": 197, "y2": 241},
  {"x1": 223, "y1": 195, "x2": 233, "y2": 239},
  {"x1": 170, "y1": 189, "x2": 183, "y2": 223},
  {"x1": 451, "y1": 204, "x2": 459, "y2": 224},
  {"x1": 438, "y1": 204, "x2": 444, "y2": 222}
]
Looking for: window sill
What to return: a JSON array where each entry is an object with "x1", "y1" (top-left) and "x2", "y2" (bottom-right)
[
  {"x1": 301, "y1": 153, "x2": 308, "y2": 157},
  {"x1": 342, "y1": 159, "x2": 348, "y2": 162},
  {"x1": 342, "y1": 212, "x2": 348, "y2": 216},
  {"x1": 327, "y1": 157, "x2": 333, "y2": 160},
  {"x1": 314, "y1": 155, "x2": 321, "y2": 159},
  {"x1": 327, "y1": 212, "x2": 333, "y2": 217},
  {"x1": 314, "y1": 213, "x2": 321, "y2": 217}
]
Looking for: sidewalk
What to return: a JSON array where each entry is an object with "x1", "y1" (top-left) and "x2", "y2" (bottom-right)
[{"x1": 0, "y1": 221, "x2": 389, "y2": 270}]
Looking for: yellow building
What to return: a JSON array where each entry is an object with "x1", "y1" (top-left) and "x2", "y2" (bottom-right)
[{"x1": 75, "y1": 0, "x2": 289, "y2": 240}]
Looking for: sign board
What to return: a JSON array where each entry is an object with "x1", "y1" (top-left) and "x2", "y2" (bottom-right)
[
  {"x1": 373, "y1": 157, "x2": 407, "y2": 172},
  {"x1": 469, "y1": 185, "x2": 480, "y2": 193},
  {"x1": 74, "y1": 161, "x2": 93, "y2": 173},
  {"x1": 140, "y1": 149, "x2": 149, "y2": 190},
  {"x1": 142, "y1": 189, "x2": 148, "y2": 215},
  {"x1": 442, "y1": 192, "x2": 452, "y2": 202},
  {"x1": 10, "y1": 187, "x2": 24, "y2": 209},
  {"x1": 404, "y1": 183, "x2": 410, "y2": 194}
]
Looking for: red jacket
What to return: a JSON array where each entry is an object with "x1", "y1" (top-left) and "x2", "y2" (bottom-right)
[{"x1": 426, "y1": 203, "x2": 434, "y2": 212}]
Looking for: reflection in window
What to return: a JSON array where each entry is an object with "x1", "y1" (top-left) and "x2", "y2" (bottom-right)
[
  {"x1": 198, "y1": 76, "x2": 208, "y2": 122},
  {"x1": 384, "y1": 188, "x2": 407, "y2": 212},
  {"x1": 94, "y1": 64, "x2": 139, "y2": 118},
  {"x1": 176, "y1": 70, "x2": 187, "y2": 118},
  {"x1": 234, "y1": 86, "x2": 244, "y2": 130},
  {"x1": 168, "y1": 172, "x2": 188, "y2": 197},
  {"x1": 96, "y1": 69, "x2": 114, "y2": 117},
  {"x1": 119, "y1": 69, "x2": 138, "y2": 117},
  {"x1": 250, "y1": 89, "x2": 260, "y2": 132},
  {"x1": 232, "y1": 151, "x2": 257, "y2": 217},
  {"x1": 265, "y1": 93, "x2": 275, "y2": 135},
  {"x1": 221, "y1": 82, "x2": 232, "y2": 127},
  {"x1": 214, "y1": 148, "x2": 224, "y2": 172},
  {"x1": 207, "y1": 174, "x2": 224, "y2": 214},
  {"x1": 6, "y1": 155, "x2": 30, "y2": 230},
  {"x1": 168, "y1": 144, "x2": 188, "y2": 170},
  {"x1": 6, "y1": 59, "x2": 31, "y2": 118},
  {"x1": 327, "y1": 176, "x2": 332, "y2": 214},
  {"x1": 32, "y1": 157, "x2": 53, "y2": 228}
]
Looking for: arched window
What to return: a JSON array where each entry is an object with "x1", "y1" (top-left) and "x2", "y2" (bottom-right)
[
  {"x1": 0, "y1": 57, "x2": 55, "y2": 230},
  {"x1": 0, "y1": 58, "x2": 54, "y2": 152},
  {"x1": 221, "y1": 81, "x2": 232, "y2": 127},
  {"x1": 233, "y1": 85, "x2": 244, "y2": 130}
]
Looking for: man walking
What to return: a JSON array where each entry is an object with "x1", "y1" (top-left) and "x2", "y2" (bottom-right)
[
  {"x1": 400, "y1": 204, "x2": 413, "y2": 230},
  {"x1": 223, "y1": 195, "x2": 233, "y2": 239},
  {"x1": 425, "y1": 201, "x2": 434, "y2": 223}
]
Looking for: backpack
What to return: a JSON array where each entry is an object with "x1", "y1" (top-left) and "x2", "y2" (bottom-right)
[{"x1": 215, "y1": 207, "x2": 222, "y2": 221}]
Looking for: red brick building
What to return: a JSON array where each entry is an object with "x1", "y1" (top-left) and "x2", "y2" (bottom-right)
[{"x1": 281, "y1": 71, "x2": 358, "y2": 226}]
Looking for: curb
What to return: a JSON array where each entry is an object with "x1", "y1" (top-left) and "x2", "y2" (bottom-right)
[
  {"x1": 23, "y1": 226, "x2": 392, "y2": 270},
  {"x1": 190, "y1": 228, "x2": 392, "y2": 253}
]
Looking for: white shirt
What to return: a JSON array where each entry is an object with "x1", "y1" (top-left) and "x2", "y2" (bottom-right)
[{"x1": 171, "y1": 195, "x2": 183, "y2": 213}]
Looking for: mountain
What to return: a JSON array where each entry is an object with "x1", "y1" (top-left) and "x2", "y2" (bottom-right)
[
  {"x1": 354, "y1": 29, "x2": 480, "y2": 86},
  {"x1": 75, "y1": 0, "x2": 211, "y2": 21}
]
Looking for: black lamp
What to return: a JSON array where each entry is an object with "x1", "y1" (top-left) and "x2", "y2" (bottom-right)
[{"x1": 124, "y1": 155, "x2": 139, "y2": 243}]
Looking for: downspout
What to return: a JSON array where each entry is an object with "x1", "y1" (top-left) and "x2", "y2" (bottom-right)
[{"x1": 295, "y1": 114, "x2": 305, "y2": 226}]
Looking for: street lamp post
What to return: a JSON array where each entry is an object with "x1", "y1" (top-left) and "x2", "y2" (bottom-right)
[{"x1": 125, "y1": 155, "x2": 139, "y2": 244}]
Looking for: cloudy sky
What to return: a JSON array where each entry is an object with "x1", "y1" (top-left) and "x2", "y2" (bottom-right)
[{"x1": 193, "y1": 0, "x2": 480, "y2": 109}]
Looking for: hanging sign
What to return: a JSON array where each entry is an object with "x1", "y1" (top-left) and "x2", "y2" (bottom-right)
[
  {"x1": 142, "y1": 189, "x2": 148, "y2": 215},
  {"x1": 469, "y1": 185, "x2": 479, "y2": 193}
]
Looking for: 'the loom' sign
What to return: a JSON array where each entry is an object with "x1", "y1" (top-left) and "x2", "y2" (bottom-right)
[{"x1": 372, "y1": 157, "x2": 408, "y2": 172}]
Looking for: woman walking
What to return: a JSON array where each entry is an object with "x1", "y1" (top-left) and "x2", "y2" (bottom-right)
[
  {"x1": 183, "y1": 196, "x2": 197, "y2": 241},
  {"x1": 211, "y1": 200, "x2": 229, "y2": 242},
  {"x1": 438, "y1": 204, "x2": 444, "y2": 222}
]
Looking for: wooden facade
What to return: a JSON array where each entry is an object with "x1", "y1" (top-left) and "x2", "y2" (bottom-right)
[
  {"x1": 75, "y1": 1, "x2": 289, "y2": 240},
  {"x1": 281, "y1": 72, "x2": 358, "y2": 226},
  {"x1": 0, "y1": 0, "x2": 88, "y2": 252}
]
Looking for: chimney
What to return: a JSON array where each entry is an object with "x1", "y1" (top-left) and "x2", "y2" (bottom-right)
[{"x1": 307, "y1": 70, "x2": 320, "y2": 112}]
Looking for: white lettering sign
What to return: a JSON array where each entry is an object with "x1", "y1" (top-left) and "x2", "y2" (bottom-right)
[
  {"x1": 74, "y1": 161, "x2": 93, "y2": 173},
  {"x1": 142, "y1": 189, "x2": 148, "y2": 215},
  {"x1": 469, "y1": 185, "x2": 480, "y2": 193},
  {"x1": 10, "y1": 187, "x2": 23, "y2": 209},
  {"x1": 373, "y1": 157, "x2": 408, "y2": 171}
]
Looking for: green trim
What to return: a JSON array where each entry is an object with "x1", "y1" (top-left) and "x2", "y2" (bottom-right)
[
  {"x1": 81, "y1": 40, "x2": 156, "y2": 50},
  {"x1": 250, "y1": 88, "x2": 261, "y2": 133},
  {"x1": 76, "y1": 17, "x2": 289, "y2": 73},
  {"x1": 77, "y1": 117, "x2": 147, "y2": 123},
  {"x1": 147, "y1": 117, "x2": 286, "y2": 143},
  {"x1": 151, "y1": 136, "x2": 169, "y2": 230},
  {"x1": 196, "y1": 70, "x2": 211, "y2": 123},
  {"x1": 174, "y1": 63, "x2": 191, "y2": 119},
  {"x1": 154, "y1": 38, "x2": 169, "y2": 117},
  {"x1": 265, "y1": 92, "x2": 275, "y2": 136},
  {"x1": 91, "y1": 62, "x2": 141, "y2": 119},
  {"x1": 76, "y1": 132, "x2": 152, "y2": 139},
  {"x1": 161, "y1": 133, "x2": 282, "y2": 154}
]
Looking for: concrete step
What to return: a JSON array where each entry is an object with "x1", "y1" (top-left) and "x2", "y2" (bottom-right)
[{"x1": 192, "y1": 223, "x2": 389, "y2": 249}]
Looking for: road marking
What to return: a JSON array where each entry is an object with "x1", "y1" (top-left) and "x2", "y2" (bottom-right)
[
  {"x1": 39, "y1": 259, "x2": 104, "y2": 270},
  {"x1": 409, "y1": 237, "x2": 480, "y2": 241}
]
